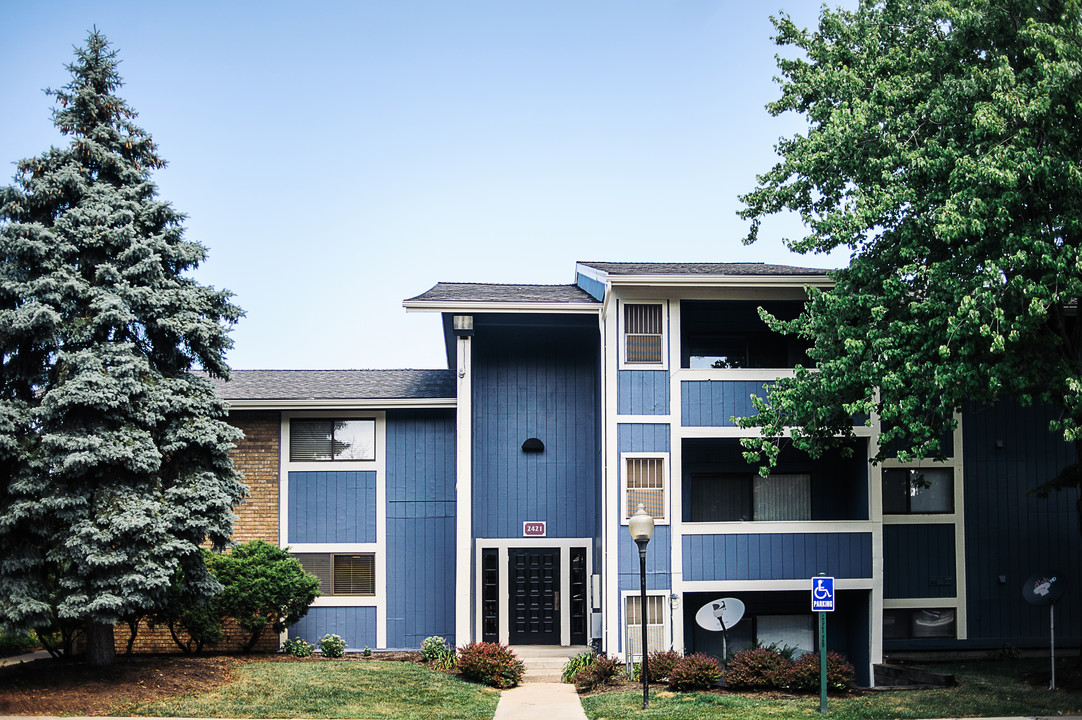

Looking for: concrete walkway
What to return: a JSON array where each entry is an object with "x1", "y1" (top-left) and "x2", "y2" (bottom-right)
[
  {"x1": 493, "y1": 682, "x2": 587, "y2": 720},
  {"x1": 0, "y1": 650, "x2": 50, "y2": 667}
]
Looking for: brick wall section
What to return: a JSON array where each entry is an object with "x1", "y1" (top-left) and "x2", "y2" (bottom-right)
[
  {"x1": 115, "y1": 410, "x2": 282, "y2": 654},
  {"x1": 229, "y1": 410, "x2": 281, "y2": 544}
]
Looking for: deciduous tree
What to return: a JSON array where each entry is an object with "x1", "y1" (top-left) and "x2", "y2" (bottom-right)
[
  {"x1": 0, "y1": 31, "x2": 245, "y2": 665},
  {"x1": 738, "y1": 1, "x2": 1082, "y2": 527}
]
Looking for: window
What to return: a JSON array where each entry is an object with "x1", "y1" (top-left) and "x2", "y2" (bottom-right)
[
  {"x1": 757, "y1": 615, "x2": 815, "y2": 654},
  {"x1": 624, "y1": 455, "x2": 667, "y2": 522},
  {"x1": 293, "y1": 553, "x2": 375, "y2": 596},
  {"x1": 624, "y1": 304, "x2": 664, "y2": 365},
  {"x1": 686, "y1": 473, "x2": 811, "y2": 522},
  {"x1": 883, "y1": 608, "x2": 956, "y2": 639},
  {"x1": 290, "y1": 419, "x2": 375, "y2": 462},
  {"x1": 625, "y1": 594, "x2": 666, "y2": 661},
  {"x1": 882, "y1": 468, "x2": 953, "y2": 514},
  {"x1": 680, "y1": 300, "x2": 810, "y2": 369}
]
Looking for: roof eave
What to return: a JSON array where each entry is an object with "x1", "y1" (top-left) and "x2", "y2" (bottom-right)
[
  {"x1": 224, "y1": 397, "x2": 458, "y2": 411},
  {"x1": 605, "y1": 274, "x2": 834, "y2": 288},
  {"x1": 403, "y1": 300, "x2": 602, "y2": 314}
]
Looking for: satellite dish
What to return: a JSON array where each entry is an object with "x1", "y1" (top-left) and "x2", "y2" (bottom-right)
[
  {"x1": 1022, "y1": 571, "x2": 1065, "y2": 606},
  {"x1": 695, "y1": 597, "x2": 745, "y2": 632}
]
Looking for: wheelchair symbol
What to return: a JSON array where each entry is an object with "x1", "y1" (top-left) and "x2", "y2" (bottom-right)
[{"x1": 813, "y1": 580, "x2": 832, "y2": 600}]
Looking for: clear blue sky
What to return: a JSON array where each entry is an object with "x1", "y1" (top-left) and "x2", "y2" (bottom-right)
[{"x1": 1, "y1": 1, "x2": 852, "y2": 370}]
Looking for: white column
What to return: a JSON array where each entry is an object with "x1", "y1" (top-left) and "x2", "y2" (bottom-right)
[{"x1": 455, "y1": 333, "x2": 473, "y2": 645}]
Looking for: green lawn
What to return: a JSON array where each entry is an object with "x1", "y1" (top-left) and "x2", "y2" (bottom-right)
[
  {"x1": 581, "y1": 659, "x2": 1082, "y2": 719},
  {"x1": 125, "y1": 660, "x2": 500, "y2": 720}
]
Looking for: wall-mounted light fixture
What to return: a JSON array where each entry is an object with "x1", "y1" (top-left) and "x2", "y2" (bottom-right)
[
  {"x1": 452, "y1": 315, "x2": 474, "y2": 337},
  {"x1": 522, "y1": 437, "x2": 544, "y2": 453}
]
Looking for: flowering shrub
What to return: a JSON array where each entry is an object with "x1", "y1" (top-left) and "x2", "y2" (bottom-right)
[
  {"x1": 283, "y1": 637, "x2": 313, "y2": 657},
  {"x1": 787, "y1": 651, "x2": 855, "y2": 692},
  {"x1": 572, "y1": 654, "x2": 620, "y2": 693},
  {"x1": 668, "y1": 652, "x2": 723, "y2": 691},
  {"x1": 561, "y1": 649, "x2": 598, "y2": 683},
  {"x1": 317, "y1": 633, "x2": 347, "y2": 658},
  {"x1": 421, "y1": 636, "x2": 450, "y2": 661},
  {"x1": 457, "y1": 642, "x2": 525, "y2": 688},
  {"x1": 724, "y1": 646, "x2": 794, "y2": 689},
  {"x1": 646, "y1": 649, "x2": 681, "y2": 682}
]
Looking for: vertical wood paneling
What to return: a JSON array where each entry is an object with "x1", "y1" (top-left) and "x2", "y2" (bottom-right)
[
  {"x1": 617, "y1": 371, "x2": 670, "y2": 415},
  {"x1": 681, "y1": 380, "x2": 771, "y2": 426},
  {"x1": 882, "y1": 524, "x2": 956, "y2": 598},
  {"x1": 680, "y1": 533, "x2": 873, "y2": 581},
  {"x1": 385, "y1": 409, "x2": 457, "y2": 648},
  {"x1": 288, "y1": 607, "x2": 377, "y2": 650},
  {"x1": 472, "y1": 322, "x2": 599, "y2": 539},
  {"x1": 617, "y1": 524, "x2": 672, "y2": 592},
  {"x1": 617, "y1": 424, "x2": 671, "y2": 453},
  {"x1": 288, "y1": 471, "x2": 376, "y2": 544}
]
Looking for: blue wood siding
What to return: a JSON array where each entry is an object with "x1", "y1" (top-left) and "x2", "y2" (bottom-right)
[
  {"x1": 386, "y1": 409, "x2": 457, "y2": 648},
  {"x1": 682, "y1": 532, "x2": 873, "y2": 581},
  {"x1": 288, "y1": 606, "x2": 377, "y2": 650},
  {"x1": 288, "y1": 471, "x2": 376, "y2": 544},
  {"x1": 472, "y1": 321, "x2": 599, "y2": 539},
  {"x1": 617, "y1": 424, "x2": 670, "y2": 453},
  {"x1": 681, "y1": 380, "x2": 770, "y2": 426},
  {"x1": 618, "y1": 524, "x2": 672, "y2": 591},
  {"x1": 617, "y1": 371, "x2": 669, "y2": 416},
  {"x1": 958, "y1": 400, "x2": 1081, "y2": 647},
  {"x1": 576, "y1": 272, "x2": 606, "y2": 301},
  {"x1": 883, "y1": 524, "x2": 956, "y2": 598}
]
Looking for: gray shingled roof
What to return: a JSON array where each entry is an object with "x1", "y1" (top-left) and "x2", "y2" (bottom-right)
[
  {"x1": 405, "y1": 282, "x2": 599, "y2": 304},
  {"x1": 207, "y1": 369, "x2": 456, "y2": 401},
  {"x1": 578, "y1": 261, "x2": 832, "y2": 276}
]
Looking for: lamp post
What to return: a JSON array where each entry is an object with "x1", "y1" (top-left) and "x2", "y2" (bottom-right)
[{"x1": 628, "y1": 503, "x2": 655, "y2": 710}]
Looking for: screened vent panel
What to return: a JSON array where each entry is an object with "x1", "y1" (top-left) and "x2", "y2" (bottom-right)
[
  {"x1": 333, "y1": 554, "x2": 375, "y2": 596},
  {"x1": 624, "y1": 304, "x2": 663, "y2": 364},
  {"x1": 625, "y1": 457, "x2": 665, "y2": 521},
  {"x1": 625, "y1": 595, "x2": 666, "y2": 661}
]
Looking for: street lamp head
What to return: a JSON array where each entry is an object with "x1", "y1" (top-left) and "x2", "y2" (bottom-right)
[{"x1": 628, "y1": 503, "x2": 655, "y2": 545}]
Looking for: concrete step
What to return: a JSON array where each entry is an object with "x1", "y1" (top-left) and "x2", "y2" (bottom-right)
[{"x1": 512, "y1": 645, "x2": 590, "y2": 684}]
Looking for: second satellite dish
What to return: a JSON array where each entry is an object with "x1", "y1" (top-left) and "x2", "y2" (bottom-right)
[{"x1": 695, "y1": 597, "x2": 746, "y2": 632}]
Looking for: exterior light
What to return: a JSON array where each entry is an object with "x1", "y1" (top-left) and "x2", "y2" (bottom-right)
[
  {"x1": 452, "y1": 315, "x2": 474, "y2": 337},
  {"x1": 628, "y1": 503, "x2": 654, "y2": 709}
]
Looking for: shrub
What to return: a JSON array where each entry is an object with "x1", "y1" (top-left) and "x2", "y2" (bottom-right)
[
  {"x1": 573, "y1": 654, "x2": 621, "y2": 693},
  {"x1": 668, "y1": 652, "x2": 723, "y2": 691},
  {"x1": 787, "y1": 651, "x2": 855, "y2": 692},
  {"x1": 283, "y1": 637, "x2": 313, "y2": 657},
  {"x1": 421, "y1": 635, "x2": 450, "y2": 661},
  {"x1": 647, "y1": 649, "x2": 681, "y2": 682},
  {"x1": 724, "y1": 646, "x2": 794, "y2": 689},
  {"x1": 561, "y1": 649, "x2": 598, "y2": 683},
  {"x1": 457, "y1": 642, "x2": 525, "y2": 688},
  {"x1": 318, "y1": 633, "x2": 347, "y2": 658},
  {"x1": 208, "y1": 540, "x2": 321, "y2": 653}
]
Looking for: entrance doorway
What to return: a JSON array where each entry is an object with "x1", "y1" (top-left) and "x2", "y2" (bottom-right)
[{"x1": 508, "y1": 548, "x2": 560, "y2": 644}]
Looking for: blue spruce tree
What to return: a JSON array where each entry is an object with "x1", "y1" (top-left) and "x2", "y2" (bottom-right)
[{"x1": 0, "y1": 30, "x2": 246, "y2": 666}]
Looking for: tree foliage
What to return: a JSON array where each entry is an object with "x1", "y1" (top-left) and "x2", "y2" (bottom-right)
[
  {"x1": 207, "y1": 540, "x2": 320, "y2": 653},
  {"x1": 0, "y1": 31, "x2": 245, "y2": 663},
  {"x1": 738, "y1": 0, "x2": 1082, "y2": 499}
]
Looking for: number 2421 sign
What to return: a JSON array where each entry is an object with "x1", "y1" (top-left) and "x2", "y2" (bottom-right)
[{"x1": 523, "y1": 522, "x2": 546, "y2": 537}]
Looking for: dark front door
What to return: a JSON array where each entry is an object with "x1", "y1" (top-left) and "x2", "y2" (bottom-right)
[{"x1": 508, "y1": 548, "x2": 560, "y2": 644}]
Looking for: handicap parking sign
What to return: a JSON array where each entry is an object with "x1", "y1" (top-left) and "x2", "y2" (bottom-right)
[{"x1": 811, "y1": 576, "x2": 835, "y2": 612}]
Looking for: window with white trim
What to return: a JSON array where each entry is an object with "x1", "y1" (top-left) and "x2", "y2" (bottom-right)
[
  {"x1": 686, "y1": 472, "x2": 811, "y2": 522},
  {"x1": 623, "y1": 454, "x2": 667, "y2": 523},
  {"x1": 883, "y1": 608, "x2": 956, "y2": 639},
  {"x1": 623, "y1": 303, "x2": 664, "y2": 366},
  {"x1": 293, "y1": 553, "x2": 375, "y2": 596},
  {"x1": 625, "y1": 594, "x2": 667, "y2": 661},
  {"x1": 882, "y1": 467, "x2": 954, "y2": 514},
  {"x1": 290, "y1": 419, "x2": 376, "y2": 462}
]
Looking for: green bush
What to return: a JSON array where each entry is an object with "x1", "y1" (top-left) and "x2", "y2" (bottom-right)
[
  {"x1": 786, "y1": 651, "x2": 855, "y2": 692},
  {"x1": 283, "y1": 637, "x2": 313, "y2": 657},
  {"x1": 207, "y1": 540, "x2": 321, "y2": 653},
  {"x1": 318, "y1": 633, "x2": 347, "y2": 658},
  {"x1": 573, "y1": 654, "x2": 621, "y2": 693},
  {"x1": 0, "y1": 629, "x2": 41, "y2": 656},
  {"x1": 646, "y1": 649, "x2": 681, "y2": 682},
  {"x1": 668, "y1": 652, "x2": 723, "y2": 691},
  {"x1": 152, "y1": 561, "x2": 225, "y2": 655},
  {"x1": 724, "y1": 646, "x2": 794, "y2": 689},
  {"x1": 421, "y1": 635, "x2": 450, "y2": 661},
  {"x1": 457, "y1": 642, "x2": 524, "y2": 688},
  {"x1": 561, "y1": 649, "x2": 598, "y2": 683}
]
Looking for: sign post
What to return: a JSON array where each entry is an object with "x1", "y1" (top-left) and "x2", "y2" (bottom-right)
[{"x1": 811, "y1": 574, "x2": 835, "y2": 714}]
